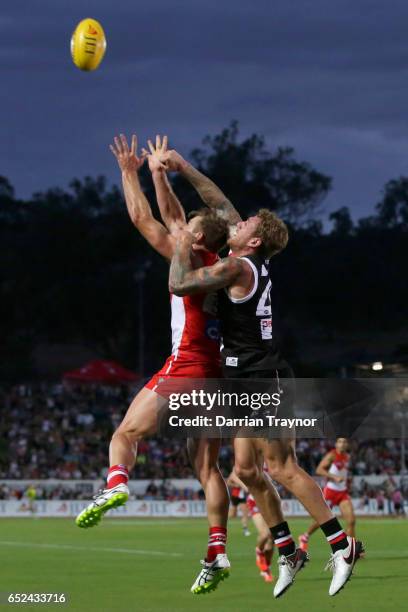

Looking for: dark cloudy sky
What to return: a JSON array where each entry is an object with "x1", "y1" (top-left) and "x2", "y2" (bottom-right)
[{"x1": 2, "y1": 0, "x2": 408, "y2": 221}]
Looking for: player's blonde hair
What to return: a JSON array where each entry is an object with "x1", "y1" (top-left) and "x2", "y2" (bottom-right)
[{"x1": 256, "y1": 209, "x2": 289, "y2": 257}]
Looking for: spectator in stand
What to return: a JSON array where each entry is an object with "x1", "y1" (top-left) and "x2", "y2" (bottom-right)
[
  {"x1": 392, "y1": 489, "x2": 405, "y2": 517},
  {"x1": 145, "y1": 481, "x2": 158, "y2": 499},
  {"x1": 376, "y1": 490, "x2": 386, "y2": 515},
  {"x1": 0, "y1": 384, "x2": 405, "y2": 490}
]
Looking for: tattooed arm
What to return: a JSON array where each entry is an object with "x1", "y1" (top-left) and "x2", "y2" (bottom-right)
[
  {"x1": 169, "y1": 231, "x2": 242, "y2": 296},
  {"x1": 162, "y1": 150, "x2": 242, "y2": 229}
]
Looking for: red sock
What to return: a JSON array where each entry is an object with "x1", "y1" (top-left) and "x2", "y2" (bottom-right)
[
  {"x1": 206, "y1": 526, "x2": 227, "y2": 562},
  {"x1": 106, "y1": 464, "x2": 129, "y2": 489}
]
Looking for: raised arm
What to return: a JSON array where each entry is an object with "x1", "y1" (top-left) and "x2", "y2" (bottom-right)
[
  {"x1": 162, "y1": 149, "x2": 242, "y2": 229},
  {"x1": 169, "y1": 230, "x2": 242, "y2": 296},
  {"x1": 226, "y1": 471, "x2": 248, "y2": 492},
  {"x1": 110, "y1": 134, "x2": 175, "y2": 261},
  {"x1": 142, "y1": 136, "x2": 186, "y2": 234}
]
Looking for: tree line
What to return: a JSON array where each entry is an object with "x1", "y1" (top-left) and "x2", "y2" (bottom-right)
[{"x1": 1, "y1": 122, "x2": 407, "y2": 381}]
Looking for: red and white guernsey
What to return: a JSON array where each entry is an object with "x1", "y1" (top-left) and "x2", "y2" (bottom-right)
[
  {"x1": 146, "y1": 251, "x2": 222, "y2": 389},
  {"x1": 230, "y1": 486, "x2": 246, "y2": 500},
  {"x1": 326, "y1": 450, "x2": 350, "y2": 492}
]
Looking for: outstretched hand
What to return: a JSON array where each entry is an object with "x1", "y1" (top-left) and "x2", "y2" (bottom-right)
[
  {"x1": 141, "y1": 135, "x2": 169, "y2": 173},
  {"x1": 161, "y1": 149, "x2": 186, "y2": 172},
  {"x1": 142, "y1": 135, "x2": 185, "y2": 173},
  {"x1": 110, "y1": 134, "x2": 145, "y2": 173}
]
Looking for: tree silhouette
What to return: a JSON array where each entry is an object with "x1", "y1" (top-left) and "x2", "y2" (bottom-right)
[
  {"x1": 376, "y1": 177, "x2": 408, "y2": 227},
  {"x1": 329, "y1": 207, "x2": 354, "y2": 236},
  {"x1": 174, "y1": 121, "x2": 332, "y2": 224},
  {"x1": 0, "y1": 126, "x2": 407, "y2": 381}
]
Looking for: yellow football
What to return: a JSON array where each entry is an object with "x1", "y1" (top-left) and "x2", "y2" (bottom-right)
[{"x1": 70, "y1": 18, "x2": 107, "y2": 71}]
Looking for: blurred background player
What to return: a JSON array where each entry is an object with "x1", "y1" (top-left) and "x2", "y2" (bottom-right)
[
  {"x1": 247, "y1": 494, "x2": 275, "y2": 583},
  {"x1": 299, "y1": 438, "x2": 356, "y2": 551},
  {"x1": 229, "y1": 469, "x2": 275, "y2": 583},
  {"x1": 392, "y1": 488, "x2": 405, "y2": 517},
  {"x1": 227, "y1": 470, "x2": 251, "y2": 536},
  {"x1": 376, "y1": 490, "x2": 386, "y2": 515}
]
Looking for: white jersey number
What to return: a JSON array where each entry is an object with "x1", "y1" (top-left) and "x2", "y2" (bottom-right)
[{"x1": 256, "y1": 280, "x2": 272, "y2": 316}]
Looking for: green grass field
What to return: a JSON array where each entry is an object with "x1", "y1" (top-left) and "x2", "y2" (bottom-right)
[{"x1": 0, "y1": 517, "x2": 407, "y2": 611}]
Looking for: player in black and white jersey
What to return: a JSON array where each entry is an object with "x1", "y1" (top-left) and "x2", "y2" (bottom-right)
[{"x1": 162, "y1": 147, "x2": 363, "y2": 598}]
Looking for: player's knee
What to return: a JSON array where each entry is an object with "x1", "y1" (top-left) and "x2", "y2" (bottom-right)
[
  {"x1": 268, "y1": 461, "x2": 297, "y2": 484},
  {"x1": 190, "y1": 453, "x2": 221, "y2": 486},
  {"x1": 196, "y1": 463, "x2": 218, "y2": 486},
  {"x1": 112, "y1": 421, "x2": 147, "y2": 443},
  {"x1": 190, "y1": 454, "x2": 220, "y2": 486},
  {"x1": 234, "y1": 463, "x2": 258, "y2": 486},
  {"x1": 265, "y1": 450, "x2": 298, "y2": 483}
]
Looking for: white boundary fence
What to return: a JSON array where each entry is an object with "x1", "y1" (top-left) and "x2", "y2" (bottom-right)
[
  {"x1": 1, "y1": 474, "x2": 405, "y2": 495},
  {"x1": 1, "y1": 475, "x2": 406, "y2": 517}
]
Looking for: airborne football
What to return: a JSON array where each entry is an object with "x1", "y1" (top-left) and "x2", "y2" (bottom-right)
[
  {"x1": 70, "y1": 18, "x2": 106, "y2": 71},
  {"x1": 1, "y1": 4, "x2": 408, "y2": 612}
]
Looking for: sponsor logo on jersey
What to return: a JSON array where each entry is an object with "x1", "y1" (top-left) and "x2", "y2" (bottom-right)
[
  {"x1": 205, "y1": 319, "x2": 220, "y2": 341},
  {"x1": 260, "y1": 318, "x2": 272, "y2": 339},
  {"x1": 226, "y1": 356, "x2": 239, "y2": 367}
]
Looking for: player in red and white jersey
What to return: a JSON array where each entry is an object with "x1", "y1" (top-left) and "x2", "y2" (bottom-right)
[
  {"x1": 227, "y1": 471, "x2": 251, "y2": 537},
  {"x1": 299, "y1": 438, "x2": 356, "y2": 551},
  {"x1": 146, "y1": 250, "x2": 221, "y2": 390},
  {"x1": 76, "y1": 135, "x2": 231, "y2": 585},
  {"x1": 323, "y1": 441, "x2": 351, "y2": 505}
]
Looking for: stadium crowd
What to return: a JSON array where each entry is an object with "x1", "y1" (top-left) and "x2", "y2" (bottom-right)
[
  {"x1": 0, "y1": 384, "x2": 406, "y2": 502},
  {"x1": 0, "y1": 481, "x2": 205, "y2": 502}
]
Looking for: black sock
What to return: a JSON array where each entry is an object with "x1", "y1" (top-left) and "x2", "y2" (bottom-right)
[
  {"x1": 270, "y1": 521, "x2": 296, "y2": 556},
  {"x1": 320, "y1": 518, "x2": 348, "y2": 553}
]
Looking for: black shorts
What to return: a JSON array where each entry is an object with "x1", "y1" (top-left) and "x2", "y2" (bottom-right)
[
  {"x1": 228, "y1": 366, "x2": 295, "y2": 414},
  {"x1": 221, "y1": 366, "x2": 296, "y2": 438},
  {"x1": 231, "y1": 494, "x2": 247, "y2": 507}
]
